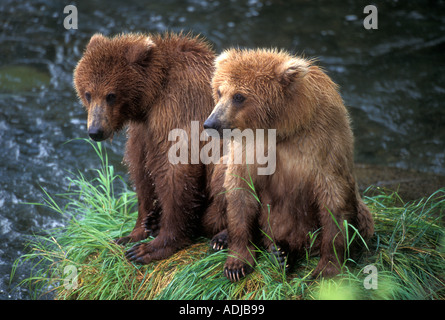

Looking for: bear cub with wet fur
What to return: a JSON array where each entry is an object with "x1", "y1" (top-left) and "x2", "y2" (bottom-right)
[
  {"x1": 74, "y1": 33, "x2": 227, "y2": 264},
  {"x1": 204, "y1": 49, "x2": 374, "y2": 281}
]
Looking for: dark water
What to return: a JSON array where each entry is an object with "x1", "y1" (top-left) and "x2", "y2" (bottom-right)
[{"x1": 1, "y1": 0, "x2": 444, "y2": 299}]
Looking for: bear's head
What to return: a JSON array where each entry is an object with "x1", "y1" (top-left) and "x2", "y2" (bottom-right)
[
  {"x1": 204, "y1": 49, "x2": 316, "y2": 139},
  {"x1": 74, "y1": 33, "x2": 163, "y2": 141}
]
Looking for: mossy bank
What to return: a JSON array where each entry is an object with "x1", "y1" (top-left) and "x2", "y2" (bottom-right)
[{"x1": 12, "y1": 140, "x2": 444, "y2": 300}]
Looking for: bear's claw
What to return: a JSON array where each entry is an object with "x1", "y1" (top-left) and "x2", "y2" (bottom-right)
[
  {"x1": 224, "y1": 264, "x2": 253, "y2": 282},
  {"x1": 142, "y1": 211, "x2": 160, "y2": 238},
  {"x1": 270, "y1": 243, "x2": 290, "y2": 271},
  {"x1": 210, "y1": 230, "x2": 228, "y2": 251},
  {"x1": 125, "y1": 243, "x2": 152, "y2": 264},
  {"x1": 223, "y1": 256, "x2": 254, "y2": 282},
  {"x1": 125, "y1": 237, "x2": 183, "y2": 265},
  {"x1": 125, "y1": 243, "x2": 140, "y2": 260}
]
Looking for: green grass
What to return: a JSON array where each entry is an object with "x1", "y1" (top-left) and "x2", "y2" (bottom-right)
[{"x1": 12, "y1": 139, "x2": 445, "y2": 300}]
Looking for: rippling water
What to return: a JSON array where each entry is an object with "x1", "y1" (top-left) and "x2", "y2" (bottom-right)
[{"x1": 1, "y1": 0, "x2": 444, "y2": 299}]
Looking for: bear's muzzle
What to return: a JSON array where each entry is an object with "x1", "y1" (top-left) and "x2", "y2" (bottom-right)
[{"x1": 87, "y1": 104, "x2": 112, "y2": 141}]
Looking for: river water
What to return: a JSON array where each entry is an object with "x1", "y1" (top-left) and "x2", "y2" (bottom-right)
[{"x1": 1, "y1": 0, "x2": 444, "y2": 299}]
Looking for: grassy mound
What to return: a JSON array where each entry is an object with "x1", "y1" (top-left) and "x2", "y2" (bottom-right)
[{"x1": 13, "y1": 141, "x2": 444, "y2": 300}]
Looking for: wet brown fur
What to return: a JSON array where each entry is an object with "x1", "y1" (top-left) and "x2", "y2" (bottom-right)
[
  {"x1": 74, "y1": 32, "x2": 227, "y2": 264},
  {"x1": 207, "y1": 49, "x2": 374, "y2": 280}
]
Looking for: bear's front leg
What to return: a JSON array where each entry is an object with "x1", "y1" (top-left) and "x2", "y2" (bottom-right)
[
  {"x1": 223, "y1": 187, "x2": 259, "y2": 282},
  {"x1": 115, "y1": 174, "x2": 160, "y2": 245},
  {"x1": 126, "y1": 165, "x2": 205, "y2": 264},
  {"x1": 202, "y1": 162, "x2": 228, "y2": 250},
  {"x1": 116, "y1": 134, "x2": 162, "y2": 245}
]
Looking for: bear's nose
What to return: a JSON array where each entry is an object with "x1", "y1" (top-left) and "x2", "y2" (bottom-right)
[
  {"x1": 203, "y1": 119, "x2": 214, "y2": 130},
  {"x1": 204, "y1": 117, "x2": 219, "y2": 130},
  {"x1": 88, "y1": 126, "x2": 105, "y2": 141}
]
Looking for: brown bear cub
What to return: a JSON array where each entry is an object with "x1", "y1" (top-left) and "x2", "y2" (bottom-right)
[
  {"x1": 74, "y1": 33, "x2": 227, "y2": 264},
  {"x1": 204, "y1": 49, "x2": 374, "y2": 281}
]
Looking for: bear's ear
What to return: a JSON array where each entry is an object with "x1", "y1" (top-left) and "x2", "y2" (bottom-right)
[
  {"x1": 86, "y1": 33, "x2": 106, "y2": 51},
  {"x1": 276, "y1": 58, "x2": 309, "y2": 87},
  {"x1": 214, "y1": 50, "x2": 231, "y2": 67},
  {"x1": 126, "y1": 37, "x2": 156, "y2": 65}
]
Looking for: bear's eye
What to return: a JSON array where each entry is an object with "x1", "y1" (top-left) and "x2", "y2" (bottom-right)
[
  {"x1": 106, "y1": 93, "x2": 116, "y2": 105},
  {"x1": 232, "y1": 93, "x2": 245, "y2": 104},
  {"x1": 216, "y1": 89, "x2": 222, "y2": 99},
  {"x1": 85, "y1": 92, "x2": 91, "y2": 103}
]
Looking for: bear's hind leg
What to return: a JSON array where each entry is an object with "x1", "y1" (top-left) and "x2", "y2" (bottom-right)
[
  {"x1": 356, "y1": 194, "x2": 374, "y2": 242},
  {"x1": 312, "y1": 206, "x2": 346, "y2": 278}
]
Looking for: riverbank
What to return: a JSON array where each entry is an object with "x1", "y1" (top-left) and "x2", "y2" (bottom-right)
[
  {"x1": 12, "y1": 141, "x2": 444, "y2": 300},
  {"x1": 356, "y1": 163, "x2": 445, "y2": 202}
]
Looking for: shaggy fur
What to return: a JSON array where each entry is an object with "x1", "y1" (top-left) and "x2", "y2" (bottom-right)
[
  {"x1": 204, "y1": 48, "x2": 374, "y2": 281},
  {"x1": 74, "y1": 33, "x2": 226, "y2": 264}
]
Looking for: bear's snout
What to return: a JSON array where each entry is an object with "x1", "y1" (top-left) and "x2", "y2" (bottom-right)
[
  {"x1": 203, "y1": 115, "x2": 220, "y2": 131},
  {"x1": 204, "y1": 104, "x2": 228, "y2": 135},
  {"x1": 87, "y1": 104, "x2": 112, "y2": 141},
  {"x1": 88, "y1": 125, "x2": 105, "y2": 141}
]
